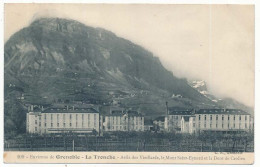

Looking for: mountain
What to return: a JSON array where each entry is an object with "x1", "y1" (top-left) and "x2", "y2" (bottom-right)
[
  {"x1": 4, "y1": 18, "x2": 248, "y2": 135},
  {"x1": 189, "y1": 80, "x2": 254, "y2": 116},
  {"x1": 188, "y1": 80, "x2": 220, "y2": 103}
]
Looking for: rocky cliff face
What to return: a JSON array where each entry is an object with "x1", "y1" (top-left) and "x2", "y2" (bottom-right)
[{"x1": 5, "y1": 18, "x2": 210, "y2": 103}]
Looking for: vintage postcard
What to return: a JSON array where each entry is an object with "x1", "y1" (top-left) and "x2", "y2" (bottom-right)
[{"x1": 3, "y1": 3, "x2": 254, "y2": 164}]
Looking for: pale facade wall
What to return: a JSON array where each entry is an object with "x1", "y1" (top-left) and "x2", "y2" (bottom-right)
[
  {"x1": 173, "y1": 113, "x2": 252, "y2": 134},
  {"x1": 180, "y1": 117, "x2": 195, "y2": 134},
  {"x1": 165, "y1": 115, "x2": 191, "y2": 132},
  {"x1": 104, "y1": 115, "x2": 144, "y2": 132},
  {"x1": 195, "y1": 114, "x2": 251, "y2": 132},
  {"x1": 153, "y1": 120, "x2": 164, "y2": 131},
  {"x1": 27, "y1": 111, "x2": 99, "y2": 134}
]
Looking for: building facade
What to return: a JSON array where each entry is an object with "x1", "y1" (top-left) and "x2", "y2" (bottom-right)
[
  {"x1": 103, "y1": 110, "x2": 144, "y2": 132},
  {"x1": 164, "y1": 109, "x2": 194, "y2": 132},
  {"x1": 181, "y1": 116, "x2": 196, "y2": 134},
  {"x1": 26, "y1": 106, "x2": 100, "y2": 134},
  {"x1": 194, "y1": 109, "x2": 252, "y2": 133},
  {"x1": 153, "y1": 116, "x2": 165, "y2": 131},
  {"x1": 163, "y1": 108, "x2": 253, "y2": 134}
]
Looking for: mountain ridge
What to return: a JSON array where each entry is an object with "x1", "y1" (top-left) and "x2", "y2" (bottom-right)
[{"x1": 4, "y1": 17, "x2": 252, "y2": 135}]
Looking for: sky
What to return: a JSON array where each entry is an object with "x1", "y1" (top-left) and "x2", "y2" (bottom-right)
[{"x1": 4, "y1": 4, "x2": 254, "y2": 107}]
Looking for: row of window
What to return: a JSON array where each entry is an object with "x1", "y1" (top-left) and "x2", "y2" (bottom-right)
[
  {"x1": 198, "y1": 115, "x2": 248, "y2": 121},
  {"x1": 108, "y1": 117, "x2": 144, "y2": 125},
  {"x1": 38, "y1": 114, "x2": 97, "y2": 121},
  {"x1": 170, "y1": 115, "x2": 250, "y2": 122},
  {"x1": 107, "y1": 125, "x2": 144, "y2": 131},
  {"x1": 197, "y1": 122, "x2": 249, "y2": 129},
  {"x1": 35, "y1": 121, "x2": 97, "y2": 128}
]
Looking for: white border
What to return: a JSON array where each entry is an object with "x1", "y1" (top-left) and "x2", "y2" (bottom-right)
[{"x1": 0, "y1": 0, "x2": 259, "y2": 167}]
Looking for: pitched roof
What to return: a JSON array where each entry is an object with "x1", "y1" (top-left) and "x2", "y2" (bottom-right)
[
  {"x1": 196, "y1": 109, "x2": 250, "y2": 115},
  {"x1": 105, "y1": 110, "x2": 143, "y2": 117},
  {"x1": 168, "y1": 109, "x2": 193, "y2": 115},
  {"x1": 42, "y1": 108, "x2": 99, "y2": 113}
]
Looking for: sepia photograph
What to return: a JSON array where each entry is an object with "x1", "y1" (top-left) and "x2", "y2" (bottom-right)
[{"x1": 3, "y1": 3, "x2": 255, "y2": 164}]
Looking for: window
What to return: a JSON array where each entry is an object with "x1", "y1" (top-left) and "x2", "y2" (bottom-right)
[
  {"x1": 57, "y1": 123, "x2": 59, "y2": 127},
  {"x1": 216, "y1": 115, "x2": 218, "y2": 120},
  {"x1": 35, "y1": 127, "x2": 37, "y2": 131},
  {"x1": 63, "y1": 114, "x2": 65, "y2": 120},
  {"x1": 70, "y1": 123, "x2": 72, "y2": 127},
  {"x1": 94, "y1": 116, "x2": 97, "y2": 127},
  {"x1": 51, "y1": 123, "x2": 53, "y2": 127},
  {"x1": 234, "y1": 115, "x2": 236, "y2": 120},
  {"x1": 63, "y1": 123, "x2": 66, "y2": 127},
  {"x1": 44, "y1": 123, "x2": 47, "y2": 127},
  {"x1": 216, "y1": 123, "x2": 218, "y2": 128},
  {"x1": 233, "y1": 123, "x2": 235, "y2": 128},
  {"x1": 39, "y1": 116, "x2": 41, "y2": 121},
  {"x1": 88, "y1": 114, "x2": 90, "y2": 127},
  {"x1": 39, "y1": 122, "x2": 41, "y2": 127},
  {"x1": 210, "y1": 115, "x2": 212, "y2": 120},
  {"x1": 76, "y1": 114, "x2": 78, "y2": 120},
  {"x1": 193, "y1": 123, "x2": 195, "y2": 127},
  {"x1": 44, "y1": 114, "x2": 46, "y2": 120},
  {"x1": 222, "y1": 115, "x2": 224, "y2": 121},
  {"x1": 70, "y1": 114, "x2": 72, "y2": 120},
  {"x1": 222, "y1": 124, "x2": 224, "y2": 128},
  {"x1": 51, "y1": 114, "x2": 53, "y2": 121},
  {"x1": 245, "y1": 116, "x2": 247, "y2": 120},
  {"x1": 239, "y1": 116, "x2": 241, "y2": 121},
  {"x1": 210, "y1": 124, "x2": 212, "y2": 128},
  {"x1": 199, "y1": 115, "x2": 201, "y2": 121},
  {"x1": 228, "y1": 115, "x2": 230, "y2": 121},
  {"x1": 35, "y1": 120, "x2": 37, "y2": 124},
  {"x1": 57, "y1": 114, "x2": 59, "y2": 121},
  {"x1": 204, "y1": 123, "x2": 206, "y2": 128},
  {"x1": 204, "y1": 115, "x2": 207, "y2": 120}
]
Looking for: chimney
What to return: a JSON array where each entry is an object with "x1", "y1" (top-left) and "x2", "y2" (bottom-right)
[
  {"x1": 73, "y1": 106, "x2": 75, "y2": 110},
  {"x1": 28, "y1": 106, "x2": 30, "y2": 112},
  {"x1": 66, "y1": 106, "x2": 69, "y2": 110},
  {"x1": 41, "y1": 106, "x2": 44, "y2": 111},
  {"x1": 31, "y1": 105, "x2": 34, "y2": 111}
]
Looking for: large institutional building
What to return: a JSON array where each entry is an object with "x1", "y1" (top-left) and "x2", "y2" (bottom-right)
[
  {"x1": 26, "y1": 105, "x2": 100, "y2": 134},
  {"x1": 103, "y1": 110, "x2": 144, "y2": 132},
  {"x1": 26, "y1": 105, "x2": 144, "y2": 134},
  {"x1": 165, "y1": 108, "x2": 254, "y2": 134},
  {"x1": 26, "y1": 104, "x2": 254, "y2": 135}
]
